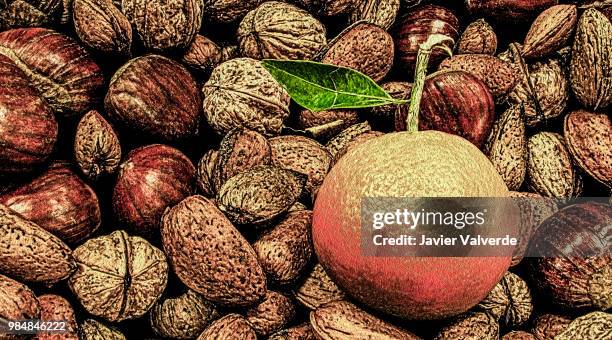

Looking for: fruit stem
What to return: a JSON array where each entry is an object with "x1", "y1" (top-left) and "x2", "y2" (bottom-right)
[{"x1": 406, "y1": 34, "x2": 454, "y2": 133}]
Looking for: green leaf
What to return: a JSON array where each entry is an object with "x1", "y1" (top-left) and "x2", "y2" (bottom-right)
[{"x1": 262, "y1": 59, "x2": 408, "y2": 112}]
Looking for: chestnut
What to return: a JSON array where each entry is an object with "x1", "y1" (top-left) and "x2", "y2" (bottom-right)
[
  {"x1": 466, "y1": 0, "x2": 559, "y2": 23},
  {"x1": 112, "y1": 144, "x2": 196, "y2": 236}
]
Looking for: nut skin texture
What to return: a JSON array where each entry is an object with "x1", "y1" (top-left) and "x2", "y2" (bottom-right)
[
  {"x1": 150, "y1": 290, "x2": 219, "y2": 339},
  {"x1": 238, "y1": 1, "x2": 327, "y2": 60},
  {"x1": 69, "y1": 230, "x2": 169, "y2": 322},
  {"x1": 0, "y1": 274, "x2": 40, "y2": 340},
  {"x1": 34, "y1": 294, "x2": 78, "y2": 340},
  {"x1": 197, "y1": 314, "x2": 257, "y2": 340},
  {"x1": 213, "y1": 128, "x2": 272, "y2": 193},
  {"x1": 393, "y1": 5, "x2": 459, "y2": 72},
  {"x1": 246, "y1": 291, "x2": 296, "y2": 336},
  {"x1": 203, "y1": 0, "x2": 262, "y2": 24},
  {"x1": 325, "y1": 121, "x2": 373, "y2": 160},
  {"x1": 0, "y1": 163, "x2": 102, "y2": 245},
  {"x1": 458, "y1": 19, "x2": 498, "y2": 55},
  {"x1": 349, "y1": 0, "x2": 400, "y2": 30},
  {"x1": 529, "y1": 202, "x2": 611, "y2": 311},
  {"x1": 466, "y1": 0, "x2": 559, "y2": 23},
  {"x1": 310, "y1": 300, "x2": 420, "y2": 339},
  {"x1": 113, "y1": 144, "x2": 196, "y2": 237},
  {"x1": 105, "y1": 55, "x2": 201, "y2": 141},
  {"x1": 434, "y1": 312, "x2": 499, "y2": 340},
  {"x1": 0, "y1": 204, "x2": 76, "y2": 284},
  {"x1": 120, "y1": 0, "x2": 202, "y2": 52},
  {"x1": 269, "y1": 135, "x2": 332, "y2": 199},
  {"x1": 0, "y1": 0, "x2": 62, "y2": 29},
  {"x1": 532, "y1": 314, "x2": 572, "y2": 340},
  {"x1": 253, "y1": 210, "x2": 314, "y2": 285},
  {"x1": 79, "y1": 319, "x2": 126, "y2": 340},
  {"x1": 161, "y1": 195, "x2": 267, "y2": 307},
  {"x1": 181, "y1": 35, "x2": 223, "y2": 75},
  {"x1": 0, "y1": 53, "x2": 57, "y2": 176},
  {"x1": 439, "y1": 54, "x2": 517, "y2": 99},
  {"x1": 318, "y1": 21, "x2": 394, "y2": 83},
  {"x1": 564, "y1": 110, "x2": 612, "y2": 188},
  {"x1": 74, "y1": 110, "x2": 122, "y2": 181},
  {"x1": 202, "y1": 58, "x2": 291, "y2": 137},
  {"x1": 197, "y1": 150, "x2": 219, "y2": 197},
  {"x1": 73, "y1": 0, "x2": 132, "y2": 55},
  {"x1": 570, "y1": 8, "x2": 612, "y2": 111},
  {"x1": 269, "y1": 323, "x2": 316, "y2": 340},
  {"x1": 474, "y1": 272, "x2": 533, "y2": 327},
  {"x1": 0, "y1": 28, "x2": 104, "y2": 118},
  {"x1": 523, "y1": 5, "x2": 577, "y2": 59},
  {"x1": 527, "y1": 132, "x2": 575, "y2": 198},
  {"x1": 295, "y1": 263, "x2": 346, "y2": 310},
  {"x1": 502, "y1": 331, "x2": 537, "y2": 340},
  {"x1": 395, "y1": 71, "x2": 496, "y2": 149},
  {"x1": 555, "y1": 312, "x2": 612, "y2": 339},
  {"x1": 216, "y1": 165, "x2": 307, "y2": 225},
  {"x1": 485, "y1": 105, "x2": 527, "y2": 191}
]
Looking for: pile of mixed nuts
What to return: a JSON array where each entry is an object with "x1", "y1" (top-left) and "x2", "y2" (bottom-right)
[{"x1": 0, "y1": 0, "x2": 611, "y2": 339}]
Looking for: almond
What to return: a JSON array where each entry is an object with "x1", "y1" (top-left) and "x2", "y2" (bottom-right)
[
  {"x1": 161, "y1": 195, "x2": 266, "y2": 307},
  {"x1": 439, "y1": 54, "x2": 517, "y2": 99},
  {"x1": 527, "y1": 132, "x2": 576, "y2": 198},
  {"x1": 269, "y1": 323, "x2": 316, "y2": 340},
  {"x1": 434, "y1": 312, "x2": 499, "y2": 340},
  {"x1": 295, "y1": 264, "x2": 345, "y2": 310},
  {"x1": 217, "y1": 165, "x2": 306, "y2": 225},
  {"x1": 197, "y1": 314, "x2": 257, "y2": 340},
  {"x1": 325, "y1": 121, "x2": 373, "y2": 159},
  {"x1": 74, "y1": 110, "x2": 122, "y2": 180},
  {"x1": 253, "y1": 210, "x2": 313, "y2": 285},
  {"x1": 269, "y1": 135, "x2": 332, "y2": 199},
  {"x1": 0, "y1": 274, "x2": 40, "y2": 339},
  {"x1": 150, "y1": 290, "x2": 219, "y2": 339},
  {"x1": 246, "y1": 291, "x2": 296, "y2": 336},
  {"x1": 80, "y1": 319, "x2": 126, "y2": 340},
  {"x1": 523, "y1": 5, "x2": 577, "y2": 59},
  {"x1": 457, "y1": 19, "x2": 497, "y2": 55},
  {"x1": 310, "y1": 300, "x2": 419, "y2": 339},
  {"x1": 0, "y1": 204, "x2": 76, "y2": 284},
  {"x1": 564, "y1": 110, "x2": 612, "y2": 188},
  {"x1": 484, "y1": 105, "x2": 527, "y2": 191},
  {"x1": 35, "y1": 295, "x2": 78, "y2": 340},
  {"x1": 317, "y1": 21, "x2": 394, "y2": 82}
]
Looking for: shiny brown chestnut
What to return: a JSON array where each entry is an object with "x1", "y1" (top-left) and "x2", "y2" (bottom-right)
[
  {"x1": 112, "y1": 144, "x2": 196, "y2": 236},
  {"x1": 395, "y1": 70, "x2": 496, "y2": 149},
  {"x1": 466, "y1": 0, "x2": 559, "y2": 23},
  {"x1": 0, "y1": 163, "x2": 101, "y2": 244}
]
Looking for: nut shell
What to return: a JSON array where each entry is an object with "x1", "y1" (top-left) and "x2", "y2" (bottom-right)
[
  {"x1": 457, "y1": 19, "x2": 497, "y2": 55},
  {"x1": 203, "y1": 0, "x2": 262, "y2": 24},
  {"x1": 202, "y1": 58, "x2": 291, "y2": 137},
  {"x1": 105, "y1": 55, "x2": 202, "y2": 141},
  {"x1": 181, "y1": 35, "x2": 223, "y2": 74},
  {"x1": 434, "y1": 312, "x2": 499, "y2": 340},
  {"x1": 0, "y1": 274, "x2": 40, "y2": 340},
  {"x1": 475, "y1": 272, "x2": 533, "y2": 327},
  {"x1": 0, "y1": 163, "x2": 102, "y2": 244},
  {"x1": 197, "y1": 314, "x2": 257, "y2": 340},
  {"x1": 556, "y1": 311, "x2": 612, "y2": 339},
  {"x1": 150, "y1": 290, "x2": 219, "y2": 339},
  {"x1": 466, "y1": 0, "x2": 559, "y2": 23},
  {"x1": 349, "y1": 0, "x2": 400, "y2": 30},
  {"x1": 527, "y1": 132, "x2": 575, "y2": 198},
  {"x1": 161, "y1": 195, "x2": 267, "y2": 307},
  {"x1": 113, "y1": 144, "x2": 196, "y2": 236},
  {"x1": 0, "y1": 204, "x2": 76, "y2": 284},
  {"x1": 532, "y1": 314, "x2": 572, "y2": 340},
  {"x1": 238, "y1": 1, "x2": 326, "y2": 60},
  {"x1": 0, "y1": 0, "x2": 62, "y2": 29},
  {"x1": 246, "y1": 291, "x2": 296, "y2": 336},
  {"x1": 35, "y1": 294, "x2": 78, "y2": 340},
  {"x1": 523, "y1": 5, "x2": 577, "y2": 59},
  {"x1": 564, "y1": 110, "x2": 612, "y2": 188},
  {"x1": 295, "y1": 263, "x2": 346, "y2": 310},
  {"x1": 73, "y1": 0, "x2": 132, "y2": 55},
  {"x1": 79, "y1": 319, "x2": 126, "y2": 340},
  {"x1": 269, "y1": 323, "x2": 316, "y2": 340},
  {"x1": 69, "y1": 230, "x2": 169, "y2": 322},
  {"x1": 74, "y1": 110, "x2": 122, "y2": 180},
  {"x1": 197, "y1": 150, "x2": 219, "y2": 197},
  {"x1": 502, "y1": 331, "x2": 537, "y2": 340}
]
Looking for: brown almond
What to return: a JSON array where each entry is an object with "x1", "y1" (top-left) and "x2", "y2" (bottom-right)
[
  {"x1": 0, "y1": 274, "x2": 40, "y2": 338},
  {"x1": 484, "y1": 105, "x2": 527, "y2": 191},
  {"x1": 527, "y1": 132, "x2": 576, "y2": 198},
  {"x1": 564, "y1": 110, "x2": 612, "y2": 188},
  {"x1": 161, "y1": 195, "x2": 266, "y2": 307},
  {"x1": 523, "y1": 5, "x2": 577, "y2": 59},
  {"x1": 197, "y1": 314, "x2": 257, "y2": 340},
  {"x1": 532, "y1": 314, "x2": 572, "y2": 340},
  {"x1": 214, "y1": 128, "x2": 272, "y2": 192},
  {"x1": 197, "y1": 149, "x2": 219, "y2": 197},
  {"x1": 457, "y1": 19, "x2": 498, "y2": 55},
  {"x1": 217, "y1": 165, "x2": 306, "y2": 225},
  {"x1": 434, "y1": 312, "x2": 499, "y2": 340},
  {"x1": 555, "y1": 312, "x2": 612, "y2": 340},
  {"x1": 318, "y1": 21, "x2": 394, "y2": 82},
  {"x1": 74, "y1": 110, "x2": 122, "y2": 180},
  {"x1": 246, "y1": 291, "x2": 296, "y2": 336},
  {"x1": 35, "y1": 295, "x2": 78, "y2": 340},
  {"x1": 502, "y1": 331, "x2": 537, "y2": 340},
  {"x1": 439, "y1": 54, "x2": 517, "y2": 98},
  {"x1": 269, "y1": 135, "x2": 332, "y2": 199},
  {"x1": 269, "y1": 323, "x2": 317, "y2": 340},
  {"x1": 0, "y1": 204, "x2": 76, "y2": 284},
  {"x1": 310, "y1": 300, "x2": 420, "y2": 339},
  {"x1": 295, "y1": 264, "x2": 345, "y2": 310},
  {"x1": 326, "y1": 122, "x2": 373, "y2": 159},
  {"x1": 150, "y1": 290, "x2": 219, "y2": 339},
  {"x1": 80, "y1": 319, "x2": 126, "y2": 340},
  {"x1": 253, "y1": 210, "x2": 313, "y2": 285},
  {"x1": 570, "y1": 8, "x2": 612, "y2": 111}
]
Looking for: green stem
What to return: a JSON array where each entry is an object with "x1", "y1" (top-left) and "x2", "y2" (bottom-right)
[{"x1": 406, "y1": 34, "x2": 455, "y2": 133}]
